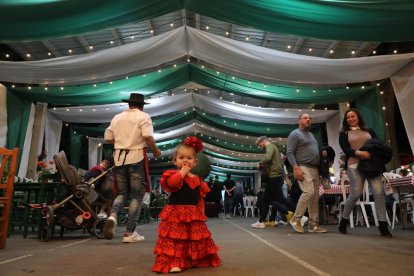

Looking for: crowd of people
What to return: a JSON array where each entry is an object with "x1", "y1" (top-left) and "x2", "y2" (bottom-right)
[{"x1": 92, "y1": 94, "x2": 396, "y2": 274}]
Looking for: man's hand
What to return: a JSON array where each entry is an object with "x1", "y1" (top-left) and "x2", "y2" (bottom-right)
[
  {"x1": 293, "y1": 166, "x2": 304, "y2": 181},
  {"x1": 153, "y1": 149, "x2": 162, "y2": 158}
]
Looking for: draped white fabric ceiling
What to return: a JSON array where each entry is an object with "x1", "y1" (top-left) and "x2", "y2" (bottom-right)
[
  {"x1": 1, "y1": 27, "x2": 414, "y2": 86},
  {"x1": 49, "y1": 93, "x2": 338, "y2": 124}
]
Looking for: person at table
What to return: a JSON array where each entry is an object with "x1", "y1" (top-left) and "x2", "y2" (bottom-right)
[
  {"x1": 338, "y1": 108, "x2": 392, "y2": 237},
  {"x1": 83, "y1": 160, "x2": 110, "y2": 183},
  {"x1": 84, "y1": 159, "x2": 111, "y2": 218}
]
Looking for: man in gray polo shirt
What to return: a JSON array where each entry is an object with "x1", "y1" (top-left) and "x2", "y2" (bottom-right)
[{"x1": 286, "y1": 113, "x2": 327, "y2": 234}]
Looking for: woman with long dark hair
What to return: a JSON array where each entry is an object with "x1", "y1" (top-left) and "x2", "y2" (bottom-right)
[{"x1": 338, "y1": 108, "x2": 392, "y2": 237}]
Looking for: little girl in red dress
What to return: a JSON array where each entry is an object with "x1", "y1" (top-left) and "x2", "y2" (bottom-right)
[{"x1": 152, "y1": 136, "x2": 221, "y2": 273}]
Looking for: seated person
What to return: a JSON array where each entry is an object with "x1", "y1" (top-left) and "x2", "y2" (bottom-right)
[
  {"x1": 83, "y1": 160, "x2": 110, "y2": 183},
  {"x1": 84, "y1": 160, "x2": 111, "y2": 218}
]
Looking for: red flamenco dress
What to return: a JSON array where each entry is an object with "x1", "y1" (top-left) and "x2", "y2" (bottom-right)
[{"x1": 152, "y1": 170, "x2": 221, "y2": 273}]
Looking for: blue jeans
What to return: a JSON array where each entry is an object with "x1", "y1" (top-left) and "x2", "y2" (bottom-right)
[
  {"x1": 224, "y1": 197, "x2": 234, "y2": 215},
  {"x1": 111, "y1": 160, "x2": 146, "y2": 232},
  {"x1": 343, "y1": 167, "x2": 387, "y2": 221}
]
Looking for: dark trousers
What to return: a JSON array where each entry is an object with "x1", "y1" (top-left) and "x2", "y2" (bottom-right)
[
  {"x1": 260, "y1": 176, "x2": 295, "y2": 222},
  {"x1": 233, "y1": 195, "x2": 245, "y2": 215}
]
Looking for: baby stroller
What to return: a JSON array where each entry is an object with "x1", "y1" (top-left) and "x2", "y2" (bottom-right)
[{"x1": 39, "y1": 151, "x2": 108, "y2": 241}]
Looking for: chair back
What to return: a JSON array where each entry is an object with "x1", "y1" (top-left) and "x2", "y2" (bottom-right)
[
  {"x1": 383, "y1": 172, "x2": 403, "y2": 181},
  {"x1": 0, "y1": 147, "x2": 19, "y2": 249},
  {"x1": 340, "y1": 176, "x2": 349, "y2": 202}
]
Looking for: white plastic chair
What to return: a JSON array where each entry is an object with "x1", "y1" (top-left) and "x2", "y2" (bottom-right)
[
  {"x1": 244, "y1": 196, "x2": 255, "y2": 217},
  {"x1": 359, "y1": 181, "x2": 379, "y2": 227},
  {"x1": 383, "y1": 172, "x2": 414, "y2": 229},
  {"x1": 339, "y1": 177, "x2": 370, "y2": 228}
]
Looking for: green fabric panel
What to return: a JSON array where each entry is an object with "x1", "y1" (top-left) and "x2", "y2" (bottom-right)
[
  {"x1": 195, "y1": 110, "x2": 321, "y2": 137},
  {"x1": 189, "y1": 64, "x2": 371, "y2": 104},
  {"x1": 6, "y1": 90, "x2": 32, "y2": 168},
  {"x1": 9, "y1": 63, "x2": 372, "y2": 105},
  {"x1": 196, "y1": 111, "x2": 297, "y2": 136},
  {"x1": 69, "y1": 128, "x2": 83, "y2": 168},
  {"x1": 210, "y1": 165, "x2": 255, "y2": 173},
  {"x1": 9, "y1": 64, "x2": 190, "y2": 105},
  {"x1": 355, "y1": 89, "x2": 385, "y2": 140},
  {"x1": 198, "y1": 136, "x2": 262, "y2": 154},
  {"x1": 0, "y1": 0, "x2": 180, "y2": 41},
  {"x1": 102, "y1": 144, "x2": 114, "y2": 161},
  {"x1": 204, "y1": 150, "x2": 260, "y2": 162},
  {"x1": 71, "y1": 125, "x2": 107, "y2": 137},
  {"x1": 153, "y1": 112, "x2": 193, "y2": 130},
  {"x1": 2, "y1": 1, "x2": 413, "y2": 42},
  {"x1": 185, "y1": 0, "x2": 414, "y2": 42},
  {"x1": 313, "y1": 126, "x2": 324, "y2": 148}
]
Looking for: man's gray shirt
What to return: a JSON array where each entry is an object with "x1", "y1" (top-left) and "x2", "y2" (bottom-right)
[{"x1": 286, "y1": 128, "x2": 320, "y2": 167}]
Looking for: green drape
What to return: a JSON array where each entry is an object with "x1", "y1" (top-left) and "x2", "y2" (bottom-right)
[
  {"x1": 355, "y1": 89, "x2": 386, "y2": 140},
  {"x1": 6, "y1": 90, "x2": 32, "y2": 168},
  {"x1": 69, "y1": 128, "x2": 83, "y2": 168},
  {"x1": 0, "y1": 0, "x2": 179, "y2": 41},
  {"x1": 1, "y1": 0, "x2": 413, "y2": 42},
  {"x1": 10, "y1": 63, "x2": 371, "y2": 105}
]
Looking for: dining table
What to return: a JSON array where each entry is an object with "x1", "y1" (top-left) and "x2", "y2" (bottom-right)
[
  {"x1": 386, "y1": 176, "x2": 414, "y2": 229},
  {"x1": 11, "y1": 181, "x2": 65, "y2": 237},
  {"x1": 318, "y1": 184, "x2": 350, "y2": 225}
]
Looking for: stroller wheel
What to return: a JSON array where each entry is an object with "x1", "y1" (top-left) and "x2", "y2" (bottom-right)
[
  {"x1": 93, "y1": 218, "x2": 106, "y2": 239},
  {"x1": 40, "y1": 226, "x2": 52, "y2": 242}
]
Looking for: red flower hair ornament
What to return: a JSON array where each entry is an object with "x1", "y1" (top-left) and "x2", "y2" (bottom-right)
[{"x1": 183, "y1": 136, "x2": 203, "y2": 153}]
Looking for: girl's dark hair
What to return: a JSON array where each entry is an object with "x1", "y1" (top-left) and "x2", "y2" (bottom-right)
[{"x1": 339, "y1": 108, "x2": 369, "y2": 134}]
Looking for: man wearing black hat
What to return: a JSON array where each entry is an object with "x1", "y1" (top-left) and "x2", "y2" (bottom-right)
[{"x1": 103, "y1": 93, "x2": 161, "y2": 243}]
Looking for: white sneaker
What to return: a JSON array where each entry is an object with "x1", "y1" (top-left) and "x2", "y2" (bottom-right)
[
  {"x1": 300, "y1": 216, "x2": 309, "y2": 227},
  {"x1": 103, "y1": 216, "x2": 117, "y2": 240},
  {"x1": 278, "y1": 220, "x2": 288, "y2": 225},
  {"x1": 169, "y1": 267, "x2": 182, "y2": 273},
  {"x1": 251, "y1": 221, "x2": 266, "y2": 229},
  {"x1": 122, "y1": 231, "x2": 145, "y2": 243},
  {"x1": 97, "y1": 211, "x2": 107, "y2": 219}
]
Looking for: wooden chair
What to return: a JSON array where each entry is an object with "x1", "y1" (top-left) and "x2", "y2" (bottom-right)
[{"x1": 0, "y1": 147, "x2": 19, "y2": 249}]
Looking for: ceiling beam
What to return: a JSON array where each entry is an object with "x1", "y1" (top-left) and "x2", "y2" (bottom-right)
[
  {"x1": 181, "y1": 8, "x2": 187, "y2": 26},
  {"x1": 292, "y1": 37, "x2": 305, "y2": 54},
  {"x1": 229, "y1": 24, "x2": 235, "y2": 39},
  {"x1": 261, "y1": 32, "x2": 270, "y2": 47},
  {"x1": 111, "y1": 29, "x2": 123, "y2": 46},
  {"x1": 41, "y1": 40, "x2": 62, "y2": 57},
  {"x1": 76, "y1": 35, "x2": 91, "y2": 53},
  {"x1": 147, "y1": 19, "x2": 155, "y2": 37},
  {"x1": 6, "y1": 44, "x2": 27, "y2": 61},
  {"x1": 195, "y1": 13, "x2": 200, "y2": 29},
  {"x1": 355, "y1": 42, "x2": 371, "y2": 57},
  {"x1": 322, "y1": 40, "x2": 339, "y2": 58}
]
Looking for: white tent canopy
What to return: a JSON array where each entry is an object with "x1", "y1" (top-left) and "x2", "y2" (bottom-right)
[
  {"x1": 49, "y1": 93, "x2": 338, "y2": 124},
  {"x1": 1, "y1": 27, "x2": 414, "y2": 86}
]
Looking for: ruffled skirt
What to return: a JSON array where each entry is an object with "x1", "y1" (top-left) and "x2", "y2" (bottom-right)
[{"x1": 152, "y1": 205, "x2": 221, "y2": 273}]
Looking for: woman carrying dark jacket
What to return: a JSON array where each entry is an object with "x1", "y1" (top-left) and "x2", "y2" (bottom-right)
[{"x1": 338, "y1": 108, "x2": 392, "y2": 238}]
